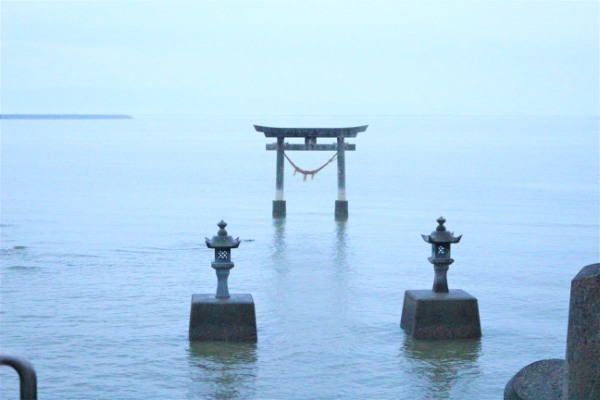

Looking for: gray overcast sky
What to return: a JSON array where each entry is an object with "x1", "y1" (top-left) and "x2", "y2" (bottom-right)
[{"x1": 1, "y1": 0, "x2": 598, "y2": 116}]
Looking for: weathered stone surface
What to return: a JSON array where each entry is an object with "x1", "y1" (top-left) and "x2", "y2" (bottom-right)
[
  {"x1": 564, "y1": 263, "x2": 600, "y2": 400},
  {"x1": 504, "y1": 359, "x2": 565, "y2": 400},
  {"x1": 334, "y1": 200, "x2": 348, "y2": 220},
  {"x1": 504, "y1": 263, "x2": 600, "y2": 400},
  {"x1": 272, "y1": 200, "x2": 286, "y2": 218},
  {"x1": 189, "y1": 293, "x2": 257, "y2": 342},
  {"x1": 400, "y1": 289, "x2": 481, "y2": 339}
]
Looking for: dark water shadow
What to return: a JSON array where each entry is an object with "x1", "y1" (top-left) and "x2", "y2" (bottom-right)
[
  {"x1": 401, "y1": 336, "x2": 482, "y2": 399},
  {"x1": 187, "y1": 342, "x2": 258, "y2": 399},
  {"x1": 5, "y1": 265, "x2": 43, "y2": 272},
  {"x1": 0, "y1": 246, "x2": 28, "y2": 255}
]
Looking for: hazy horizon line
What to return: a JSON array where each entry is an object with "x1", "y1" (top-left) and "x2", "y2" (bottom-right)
[{"x1": 3, "y1": 112, "x2": 597, "y2": 118}]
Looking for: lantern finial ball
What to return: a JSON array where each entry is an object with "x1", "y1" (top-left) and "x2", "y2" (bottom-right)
[
  {"x1": 217, "y1": 220, "x2": 228, "y2": 236},
  {"x1": 436, "y1": 217, "x2": 446, "y2": 232}
]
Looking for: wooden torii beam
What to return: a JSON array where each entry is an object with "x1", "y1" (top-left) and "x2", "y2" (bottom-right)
[{"x1": 254, "y1": 125, "x2": 368, "y2": 219}]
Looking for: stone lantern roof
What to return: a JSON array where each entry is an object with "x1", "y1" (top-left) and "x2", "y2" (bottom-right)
[
  {"x1": 205, "y1": 220, "x2": 240, "y2": 249},
  {"x1": 421, "y1": 217, "x2": 462, "y2": 244}
]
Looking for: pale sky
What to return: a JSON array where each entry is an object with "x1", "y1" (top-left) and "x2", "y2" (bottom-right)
[{"x1": 1, "y1": 0, "x2": 598, "y2": 116}]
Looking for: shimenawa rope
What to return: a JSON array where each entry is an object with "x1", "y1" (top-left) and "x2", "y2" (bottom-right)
[{"x1": 284, "y1": 152, "x2": 338, "y2": 181}]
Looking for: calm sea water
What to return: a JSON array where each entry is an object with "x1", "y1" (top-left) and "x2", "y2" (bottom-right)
[{"x1": 1, "y1": 115, "x2": 598, "y2": 399}]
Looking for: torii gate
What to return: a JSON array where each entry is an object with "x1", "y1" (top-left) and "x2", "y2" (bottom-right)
[{"x1": 254, "y1": 125, "x2": 368, "y2": 219}]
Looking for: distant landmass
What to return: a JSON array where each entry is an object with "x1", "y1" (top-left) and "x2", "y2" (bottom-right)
[{"x1": 0, "y1": 114, "x2": 133, "y2": 120}]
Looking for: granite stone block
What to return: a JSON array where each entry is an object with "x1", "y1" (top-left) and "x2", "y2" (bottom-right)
[
  {"x1": 504, "y1": 263, "x2": 600, "y2": 400},
  {"x1": 504, "y1": 359, "x2": 565, "y2": 400},
  {"x1": 401, "y1": 289, "x2": 482, "y2": 339},
  {"x1": 189, "y1": 293, "x2": 257, "y2": 342},
  {"x1": 564, "y1": 263, "x2": 599, "y2": 400}
]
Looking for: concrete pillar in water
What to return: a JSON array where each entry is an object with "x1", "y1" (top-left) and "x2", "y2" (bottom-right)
[
  {"x1": 564, "y1": 263, "x2": 600, "y2": 399},
  {"x1": 273, "y1": 136, "x2": 286, "y2": 218},
  {"x1": 335, "y1": 136, "x2": 348, "y2": 219},
  {"x1": 504, "y1": 263, "x2": 600, "y2": 400}
]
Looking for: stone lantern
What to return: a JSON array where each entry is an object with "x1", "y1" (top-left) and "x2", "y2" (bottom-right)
[
  {"x1": 421, "y1": 217, "x2": 462, "y2": 293},
  {"x1": 205, "y1": 220, "x2": 240, "y2": 299},
  {"x1": 400, "y1": 217, "x2": 481, "y2": 340},
  {"x1": 189, "y1": 220, "x2": 257, "y2": 342}
]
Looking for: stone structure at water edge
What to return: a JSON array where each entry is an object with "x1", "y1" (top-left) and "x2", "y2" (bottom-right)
[
  {"x1": 401, "y1": 217, "x2": 482, "y2": 340},
  {"x1": 254, "y1": 125, "x2": 368, "y2": 220},
  {"x1": 189, "y1": 221, "x2": 257, "y2": 342},
  {"x1": 504, "y1": 263, "x2": 599, "y2": 400}
]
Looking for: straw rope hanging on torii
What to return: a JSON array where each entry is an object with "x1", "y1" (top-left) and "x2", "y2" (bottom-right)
[
  {"x1": 254, "y1": 125, "x2": 368, "y2": 219},
  {"x1": 284, "y1": 152, "x2": 338, "y2": 181}
]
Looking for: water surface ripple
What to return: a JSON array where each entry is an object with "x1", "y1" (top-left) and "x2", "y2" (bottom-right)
[{"x1": 1, "y1": 115, "x2": 598, "y2": 399}]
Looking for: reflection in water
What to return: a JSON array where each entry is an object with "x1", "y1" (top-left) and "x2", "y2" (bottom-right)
[
  {"x1": 333, "y1": 220, "x2": 349, "y2": 273},
  {"x1": 187, "y1": 342, "x2": 257, "y2": 399},
  {"x1": 330, "y1": 220, "x2": 352, "y2": 318},
  {"x1": 271, "y1": 218, "x2": 287, "y2": 273},
  {"x1": 401, "y1": 337, "x2": 482, "y2": 399},
  {"x1": 335, "y1": 220, "x2": 347, "y2": 259}
]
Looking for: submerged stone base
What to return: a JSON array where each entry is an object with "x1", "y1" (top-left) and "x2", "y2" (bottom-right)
[
  {"x1": 401, "y1": 289, "x2": 481, "y2": 339},
  {"x1": 335, "y1": 200, "x2": 348, "y2": 220},
  {"x1": 189, "y1": 293, "x2": 257, "y2": 342},
  {"x1": 272, "y1": 200, "x2": 286, "y2": 218},
  {"x1": 504, "y1": 359, "x2": 565, "y2": 400}
]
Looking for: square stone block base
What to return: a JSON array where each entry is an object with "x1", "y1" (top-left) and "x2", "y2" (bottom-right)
[
  {"x1": 401, "y1": 289, "x2": 481, "y2": 340},
  {"x1": 335, "y1": 200, "x2": 348, "y2": 220},
  {"x1": 189, "y1": 293, "x2": 257, "y2": 342},
  {"x1": 272, "y1": 200, "x2": 286, "y2": 218}
]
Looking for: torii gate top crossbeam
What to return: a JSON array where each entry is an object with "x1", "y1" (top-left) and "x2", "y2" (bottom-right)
[{"x1": 254, "y1": 125, "x2": 368, "y2": 138}]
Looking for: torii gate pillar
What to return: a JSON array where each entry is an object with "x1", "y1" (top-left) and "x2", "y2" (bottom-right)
[
  {"x1": 273, "y1": 136, "x2": 286, "y2": 217},
  {"x1": 335, "y1": 136, "x2": 348, "y2": 219},
  {"x1": 255, "y1": 125, "x2": 368, "y2": 219}
]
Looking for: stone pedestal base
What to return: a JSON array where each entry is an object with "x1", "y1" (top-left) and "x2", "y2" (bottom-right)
[
  {"x1": 335, "y1": 200, "x2": 348, "y2": 220},
  {"x1": 189, "y1": 293, "x2": 257, "y2": 342},
  {"x1": 401, "y1": 289, "x2": 481, "y2": 339},
  {"x1": 504, "y1": 359, "x2": 564, "y2": 400},
  {"x1": 272, "y1": 200, "x2": 286, "y2": 218}
]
